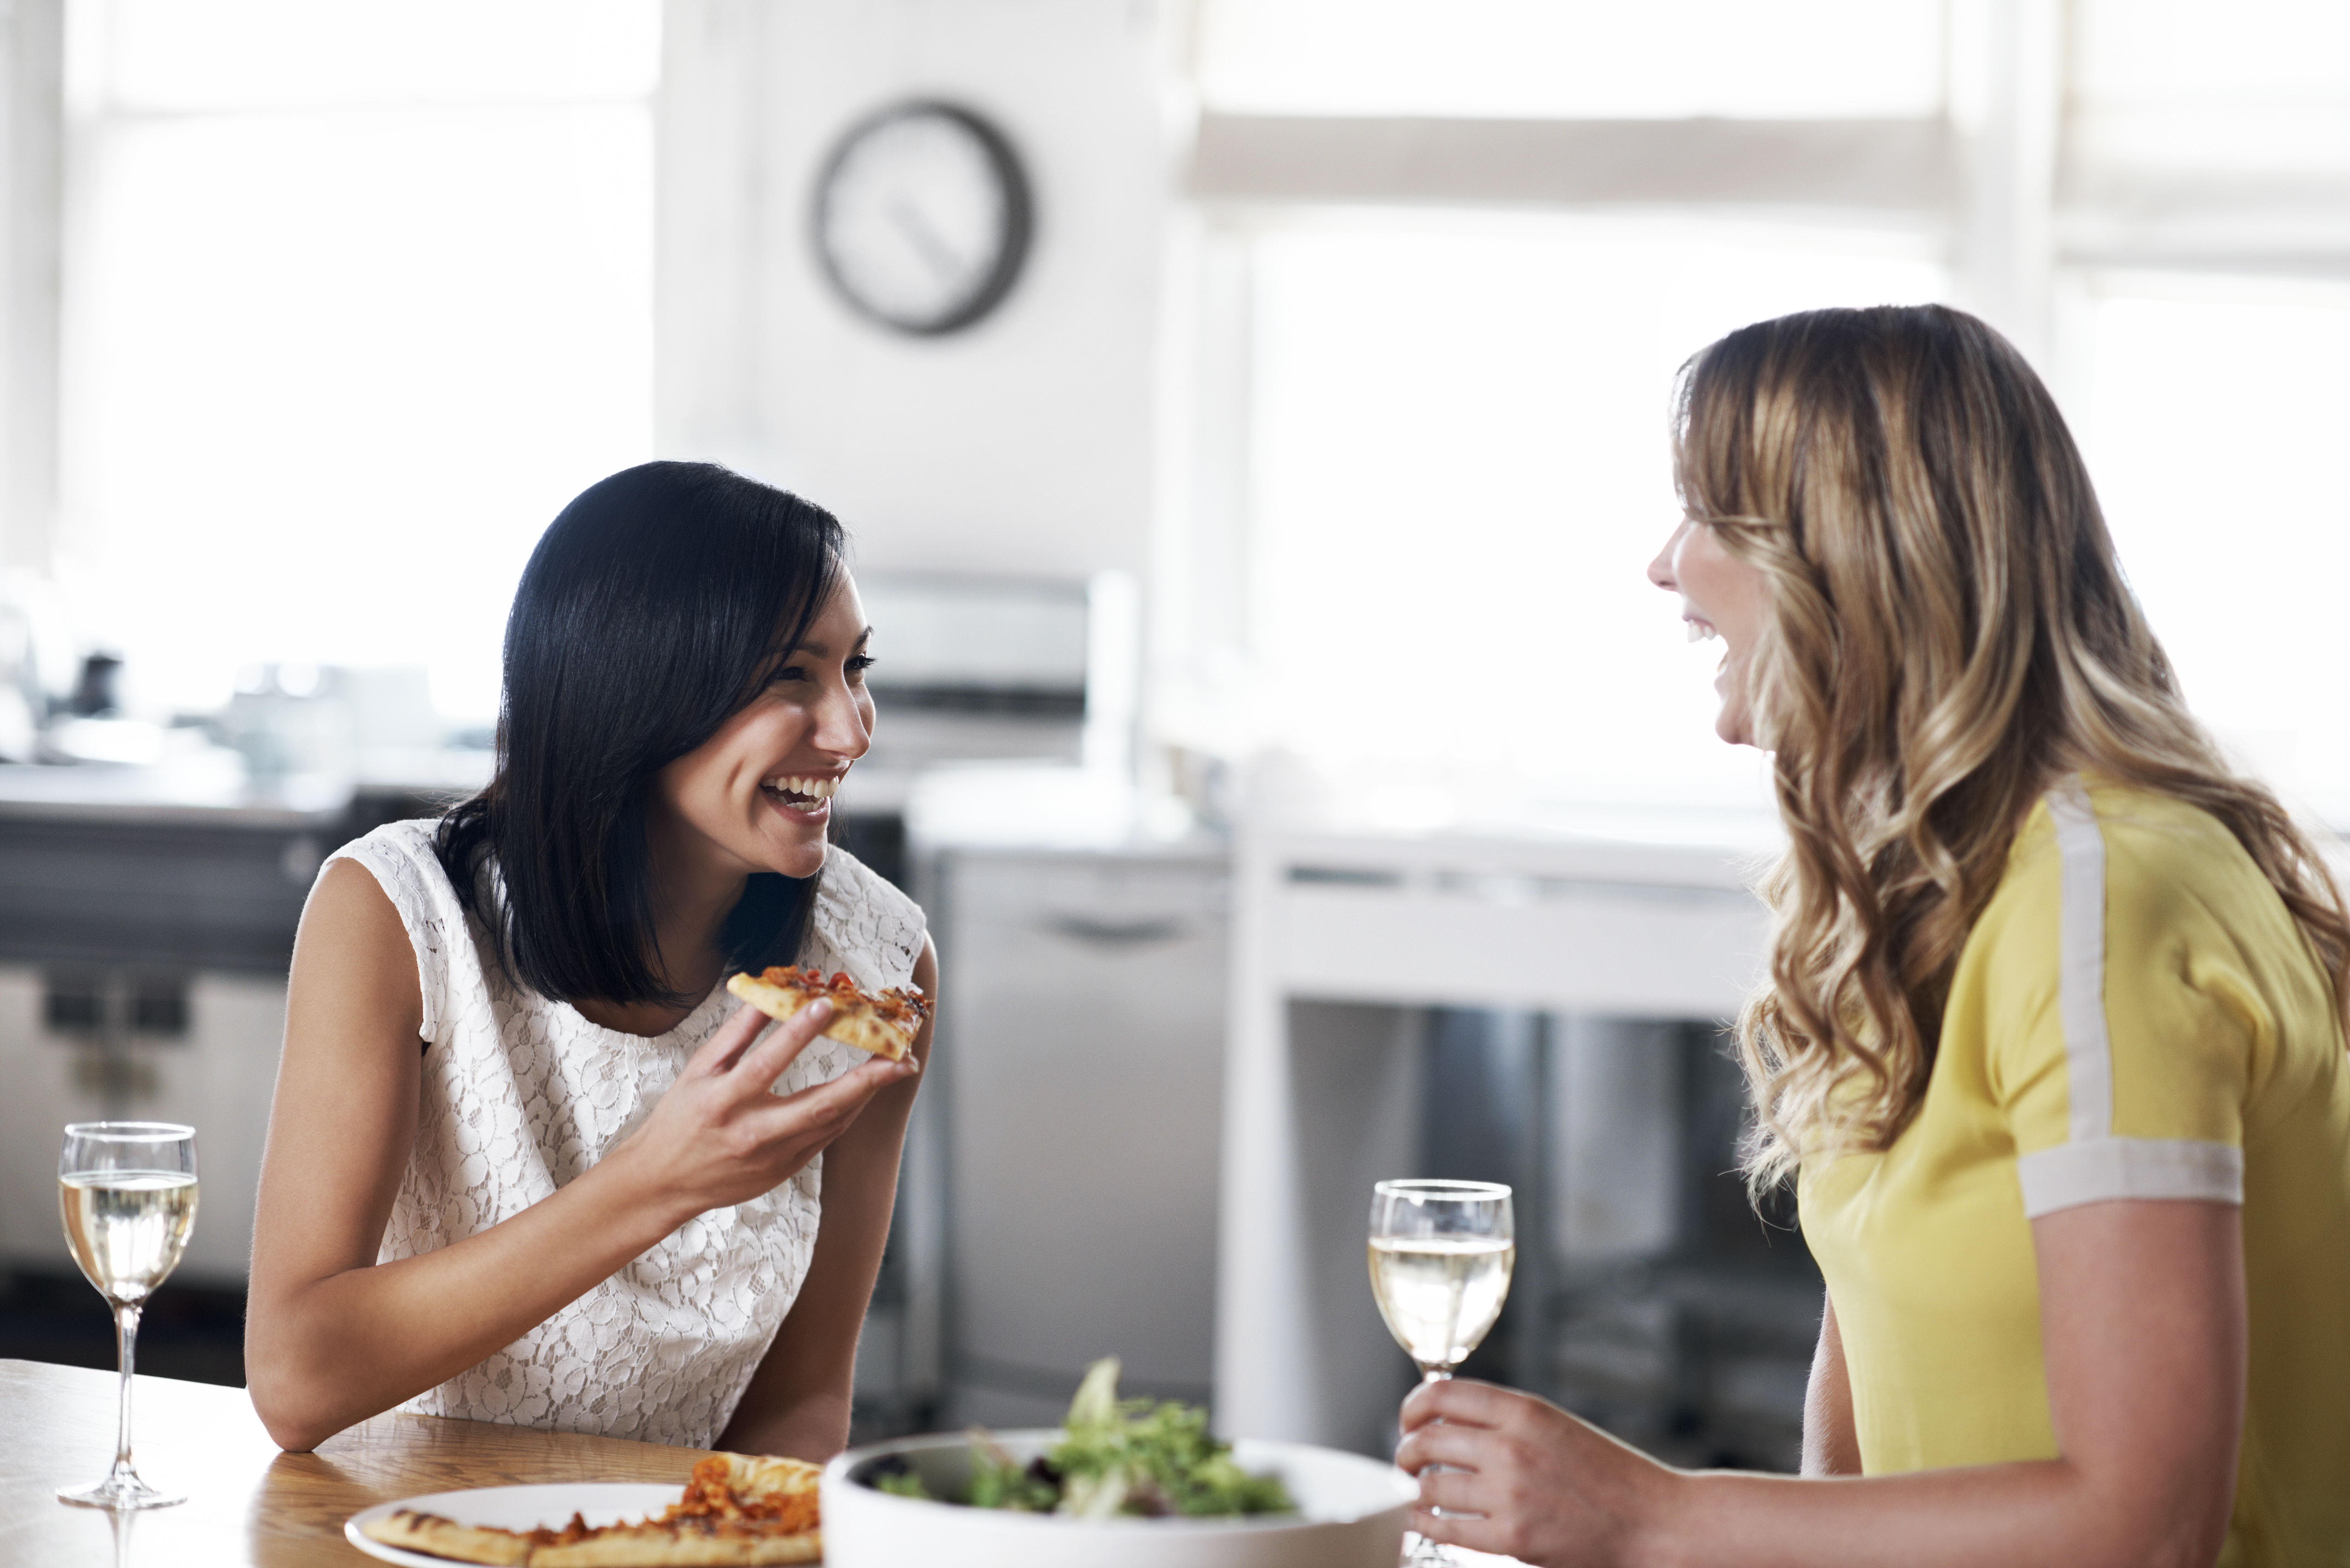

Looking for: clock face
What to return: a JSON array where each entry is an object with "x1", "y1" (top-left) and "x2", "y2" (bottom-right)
[{"x1": 812, "y1": 102, "x2": 1033, "y2": 337}]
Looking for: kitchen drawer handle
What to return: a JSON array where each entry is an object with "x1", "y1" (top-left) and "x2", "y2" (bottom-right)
[{"x1": 1038, "y1": 913, "x2": 1193, "y2": 948}]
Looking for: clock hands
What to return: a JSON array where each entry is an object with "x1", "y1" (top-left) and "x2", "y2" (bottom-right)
[{"x1": 888, "y1": 198, "x2": 968, "y2": 292}]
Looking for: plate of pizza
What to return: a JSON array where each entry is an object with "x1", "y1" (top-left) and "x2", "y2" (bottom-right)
[
  {"x1": 347, "y1": 1453, "x2": 822, "y2": 1567},
  {"x1": 726, "y1": 965, "x2": 930, "y2": 1063}
]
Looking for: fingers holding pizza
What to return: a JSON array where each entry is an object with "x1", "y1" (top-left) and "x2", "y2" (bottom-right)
[{"x1": 612, "y1": 969, "x2": 927, "y2": 1223}]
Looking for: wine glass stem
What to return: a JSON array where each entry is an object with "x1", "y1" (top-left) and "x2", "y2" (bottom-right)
[
  {"x1": 111, "y1": 1301, "x2": 142, "y2": 1481},
  {"x1": 1407, "y1": 1367, "x2": 1461, "y2": 1566}
]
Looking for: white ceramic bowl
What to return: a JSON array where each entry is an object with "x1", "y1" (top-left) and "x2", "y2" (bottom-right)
[{"x1": 821, "y1": 1428, "x2": 1417, "y2": 1568}]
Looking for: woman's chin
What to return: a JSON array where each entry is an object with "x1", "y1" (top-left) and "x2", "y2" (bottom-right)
[
  {"x1": 770, "y1": 839, "x2": 829, "y2": 880},
  {"x1": 744, "y1": 824, "x2": 829, "y2": 881}
]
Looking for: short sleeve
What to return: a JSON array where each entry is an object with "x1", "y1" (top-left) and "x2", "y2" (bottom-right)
[
  {"x1": 1986, "y1": 781, "x2": 2250, "y2": 1217},
  {"x1": 323, "y1": 820, "x2": 456, "y2": 1046}
]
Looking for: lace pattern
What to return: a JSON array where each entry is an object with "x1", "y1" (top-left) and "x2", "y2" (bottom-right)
[{"x1": 329, "y1": 820, "x2": 925, "y2": 1447}]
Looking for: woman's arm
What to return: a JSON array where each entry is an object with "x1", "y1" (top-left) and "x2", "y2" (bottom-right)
[
  {"x1": 718, "y1": 935, "x2": 939, "y2": 1460},
  {"x1": 1799, "y1": 1291, "x2": 1860, "y2": 1477},
  {"x1": 1398, "y1": 1198, "x2": 2244, "y2": 1568},
  {"x1": 245, "y1": 860, "x2": 917, "y2": 1451}
]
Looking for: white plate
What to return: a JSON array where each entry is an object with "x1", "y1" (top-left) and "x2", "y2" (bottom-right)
[{"x1": 345, "y1": 1483, "x2": 685, "y2": 1567}]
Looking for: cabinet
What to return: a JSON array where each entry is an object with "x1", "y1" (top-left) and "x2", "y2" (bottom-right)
[
  {"x1": 0, "y1": 966, "x2": 283, "y2": 1285},
  {"x1": 929, "y1": 846, "x2": 1229, "y2": 1426},
  {"x1": 0, "y1": 786, "x2": 397, "y2": 1291}
]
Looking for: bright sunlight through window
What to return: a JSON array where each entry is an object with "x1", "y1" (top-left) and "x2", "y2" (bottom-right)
[
  {"x1": 2080, "y1": 279, "x2": 2350, "y2": 820},
  {"x1": 1247, "y1": 216, "x2": 1948, "y2": 821},
  {"x1": 58, "y1": 0, "x2": 658, "y2": 722}
]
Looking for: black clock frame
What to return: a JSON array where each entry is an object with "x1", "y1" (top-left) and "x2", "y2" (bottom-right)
[{"x1": 810, "y1": 99, "x2": 1035, "y2": 338}]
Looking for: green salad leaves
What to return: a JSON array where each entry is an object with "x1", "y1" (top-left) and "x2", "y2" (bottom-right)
[{"x1": 872, "y1": 1358, "x2": 1294, "y2": 1520}]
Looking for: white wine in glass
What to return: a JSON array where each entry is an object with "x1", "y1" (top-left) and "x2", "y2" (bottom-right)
[
  {"x1": 57, "y1": 1121, "x2": 199, "y2": 1510},
  {"x1": 1370, "y1": 1179, "x2": 1514, "y2": 1568}
]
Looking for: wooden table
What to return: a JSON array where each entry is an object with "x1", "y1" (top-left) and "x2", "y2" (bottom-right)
[{"x1": 0, "y1": 1359, "x2": 710, "y2": 1566}]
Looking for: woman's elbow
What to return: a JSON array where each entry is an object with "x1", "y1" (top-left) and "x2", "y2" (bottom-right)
[
  {"x1": 243, "y1": 1329, "x2": 353, "y2": 1452},
  {"x1": 246, "y1": 1377, "x2": 341, "y2": 1453},
  {"x1": 2079, "y1": 1481, "x2": 2233, "y2": 1568}
]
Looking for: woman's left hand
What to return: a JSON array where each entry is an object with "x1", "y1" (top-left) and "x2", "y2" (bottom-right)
[{"x1": 1395, "y1": 1378, "x2": 1679, "y2": 1568}]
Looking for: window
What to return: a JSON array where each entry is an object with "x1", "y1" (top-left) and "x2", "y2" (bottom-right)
[
  {"x1": 58, "y1": 0, "x2": 658, "y2": 721},
  {"x1": 1244, "y1": 216, "x2": 1945, "y2": 819},
  {"x1": 1178, "y1": 0, "x2": 2350, "y2": 827},
  {"x1": 2078, "y1": 277, "x2": 2350, "y2": 817},
  {"x1": 1195, "y1": 0, "x2": 1945, "y2": 121}
]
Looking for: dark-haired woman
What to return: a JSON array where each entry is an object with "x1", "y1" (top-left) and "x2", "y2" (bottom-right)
[
  {"x1": 1393, "y1": 308, "x2": 2350, "y2": 1564},
  {"x1": 245, "y1": 462, "x2": 934, "y2": 1458}
]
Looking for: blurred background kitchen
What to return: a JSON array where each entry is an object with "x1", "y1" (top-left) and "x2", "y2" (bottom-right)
[{"x1": 1, "y1": 0, "x2": 2345, "y2": 1475}]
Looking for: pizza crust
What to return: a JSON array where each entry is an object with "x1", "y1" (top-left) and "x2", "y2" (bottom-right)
[
  {"x1": 527, "y1": 1521, "x2": 821, "y2": 1567},
  {"x1": 360, "y1": 1509, "x2": 536, "y2": 1566},
  {"x1": 702, "y1": 1454, "x2": 821, "y2": 1499},
  {"x1": 725, "y1": 968, "x2": 928, "y2": 1063}
]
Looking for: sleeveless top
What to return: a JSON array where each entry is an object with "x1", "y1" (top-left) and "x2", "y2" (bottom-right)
[{"x1": 328, "y1": 819, "x2": 927, "y2": 1447}]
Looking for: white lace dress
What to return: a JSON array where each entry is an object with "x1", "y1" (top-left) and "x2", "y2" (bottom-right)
[{"x1": 328, "y1": 819, "x2": 926, "y2": 1447}]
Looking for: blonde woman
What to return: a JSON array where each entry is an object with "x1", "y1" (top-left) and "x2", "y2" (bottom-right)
[{"x1": 1395, "y1": 306, "x2": 2350, "y2": 1566}]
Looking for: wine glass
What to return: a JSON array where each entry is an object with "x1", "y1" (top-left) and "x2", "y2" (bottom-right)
[
  {"x1": 56, "y1": 1121, "x2": 199, "y2": 1510},
  {"x1": 1370, "y1": 1178, "x2": 1515, "y2": 1568}
]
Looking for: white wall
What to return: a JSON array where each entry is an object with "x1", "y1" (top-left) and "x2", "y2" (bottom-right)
[{"x1": 657, "y1": 0, "x2": 1170, "y2": 581}]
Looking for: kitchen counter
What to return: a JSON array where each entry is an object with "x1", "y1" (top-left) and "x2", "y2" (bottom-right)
[
  {"x1": 0, "y1": 766, "x2": 461, "y2": 974},
  {"x1": 0, "y1": 1359, "x2": 713, "y2": 1566}
]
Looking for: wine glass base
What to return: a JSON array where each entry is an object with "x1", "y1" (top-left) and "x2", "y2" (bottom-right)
[
  {"x1": 1402, "y1": 1528, "x2": 1457, "y2": 1565},
  {"x1": 57, "y1": 1476, "x2": 184, "y2": 1511}
]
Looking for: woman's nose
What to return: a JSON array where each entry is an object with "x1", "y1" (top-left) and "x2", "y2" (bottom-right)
[
  {"x1": 1647, "y1": 521, "x2": 1687, "y2": 592},
  {"x1": 813, "y1": 678, "x2": 873, "y2": 760}
]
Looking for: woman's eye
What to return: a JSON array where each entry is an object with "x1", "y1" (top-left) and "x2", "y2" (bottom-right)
[
  {"x1": 769, "y1": 665, "x2": 811, "y2": 685},
  {"x1": 846, "y1": 654, "x2": 877, "y2": 679}
]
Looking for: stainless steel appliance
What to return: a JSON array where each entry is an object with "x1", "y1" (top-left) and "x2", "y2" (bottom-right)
[{"x1": 924, "y1": 843, "x2": 1230, "y2": 1426}]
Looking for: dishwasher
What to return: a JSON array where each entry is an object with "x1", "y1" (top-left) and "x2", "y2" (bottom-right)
[{"x1": 925, "y1": 844, "x2": 1230, "y2": 1427}]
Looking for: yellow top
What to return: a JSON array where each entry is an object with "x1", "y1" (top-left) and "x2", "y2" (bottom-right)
[{"x1": 1799, "y1": 778, "x2": 2350, "y2": 1565}]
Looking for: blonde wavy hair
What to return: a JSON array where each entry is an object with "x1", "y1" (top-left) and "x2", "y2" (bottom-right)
[{"x1": 1675, "y1": 305, "x2": 2350, "y2": 1189}]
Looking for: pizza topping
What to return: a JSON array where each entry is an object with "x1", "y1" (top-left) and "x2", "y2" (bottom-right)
[
  {"x1": 725, "y1": 965, "x2": 931, "y2": 1064},
  {"x1": 659, "y1": 1455, "x2": 822, "y2": 1534},
  {"x1": 747, "y1": 966, "x2": 931, "y2": 1028},
  {"x1": 358, "y1": 1452, "x2": 821, "y2": 1565}
]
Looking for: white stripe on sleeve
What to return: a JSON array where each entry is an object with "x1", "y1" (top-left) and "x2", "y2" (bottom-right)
[
  {"x1": 2044, "y1": 778, "x2": 2114, "y2": 1143},
  {"x1": 2024, "y1": 777, "x2": 2242, "y2": 1216},
  {"x1": 2018, "y1": 1138, "x2": 2245, "y2": 1216}
]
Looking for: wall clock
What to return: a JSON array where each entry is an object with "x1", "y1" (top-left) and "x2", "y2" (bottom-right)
[{"x1": 811, "y1": 100, "x2": 1034, "y2": 337}]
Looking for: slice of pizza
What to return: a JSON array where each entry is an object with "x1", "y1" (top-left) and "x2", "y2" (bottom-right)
[
  {"x1": 358, "y1": 1454, "x2": 823, "y2": 1567},
  {"x1": 358, "y1": 1507, "x2": 535, "y2": 1565},
  {"x1": 530, "y1": 1455, "x2": 824, "y2": 1567},
  {"x1": 726, "y1": 965, "x2": 930, "y2": 1063}
]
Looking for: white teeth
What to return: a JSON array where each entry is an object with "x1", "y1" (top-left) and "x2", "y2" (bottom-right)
[
  {"x1": 762, "y1": 774, "x2": 839, "y2": 801},
  {"x1": 1686, "y1": 621, "x2": 1718, "y2": 644}
]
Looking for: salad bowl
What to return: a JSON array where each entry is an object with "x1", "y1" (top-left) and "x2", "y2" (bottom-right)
[{"x1": 821, "y1": 1428, "x2": 1419, "y2": 1568}]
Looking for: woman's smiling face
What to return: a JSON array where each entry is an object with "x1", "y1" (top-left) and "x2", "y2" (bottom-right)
[
  {"x1": 649, "y1": 572, "x2": 876, "y2": 882},
  {"x1": 1648, "y1": 517, "x2": 1772, "y2": 747}
]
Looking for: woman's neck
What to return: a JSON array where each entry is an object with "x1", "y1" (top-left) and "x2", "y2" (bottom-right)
[{"x1": 574, "y1": 813, "x2": 749, "y2": 1039}]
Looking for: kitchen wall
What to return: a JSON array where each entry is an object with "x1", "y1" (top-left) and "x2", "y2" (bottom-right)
[{"x1": 656, "y1": 0, "x2": 1172, "y2": 582}]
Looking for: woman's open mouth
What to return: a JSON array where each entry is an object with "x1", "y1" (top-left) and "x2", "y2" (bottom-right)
[{"x1": 761, "y1": 773, "x2": 840, "y2": 818}]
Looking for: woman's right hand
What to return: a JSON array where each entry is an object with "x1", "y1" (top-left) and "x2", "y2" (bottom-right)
[{"x1": 612, "y1": 995, "x2": 919, "y2": 1224}]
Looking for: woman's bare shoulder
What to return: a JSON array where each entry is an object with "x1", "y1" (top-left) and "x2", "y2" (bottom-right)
[{"x1": 292, "y1": 855, "x2": 425, "y2": 1042}]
